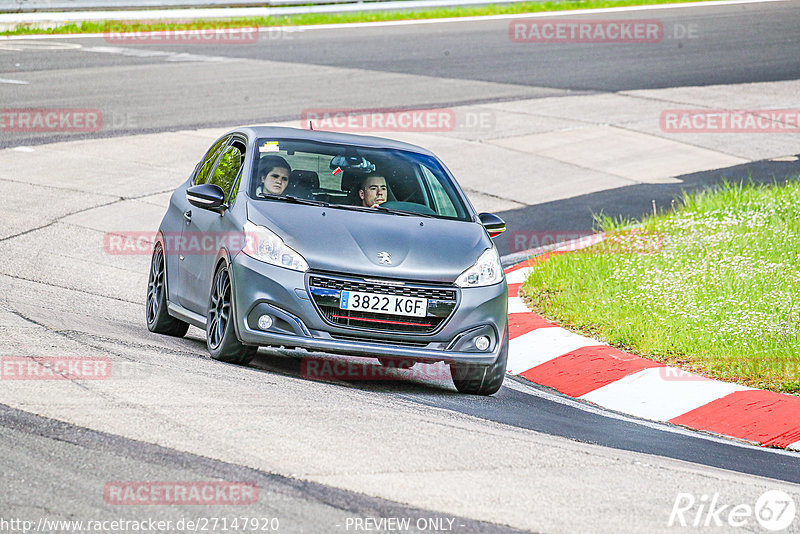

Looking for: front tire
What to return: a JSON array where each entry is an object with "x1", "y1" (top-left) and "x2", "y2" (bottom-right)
[
  {"x1": 146, "y1": 243, "x2": 189, "y2": 337},
  {"x1": 206, "y1": 264, "x2": 257, "y2": 365},
  {"x1": 450, "y1": 327, "x2": 508, "y2": 396}
]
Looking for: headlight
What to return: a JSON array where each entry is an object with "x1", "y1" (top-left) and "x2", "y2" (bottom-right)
[
  {"x1": 243, "y1": 221, "x2": 309, "y2": 272},
  {"x1": 455, "y1": 247, "x2": 503, "y2": 288}
]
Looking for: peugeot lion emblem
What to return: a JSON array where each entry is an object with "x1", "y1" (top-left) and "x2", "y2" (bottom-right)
[{"x1": 377, "y1": 252, "x2": 392, "y2": 265}]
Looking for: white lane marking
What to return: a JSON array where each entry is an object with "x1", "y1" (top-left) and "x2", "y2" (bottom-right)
[
  {"x1": 0, "y1": 0, "x2": 787, "y2": 40},
  {"x1": 0, "y1": 41, "x2": 82, "y2": 51},
  {"x1": 165, "y1": 52, "x2": 226, "y2": 63},
  {"x1": 81, "y1": 46, "x2": 226, "y2": 62},
  {"x1": 507, "y1": 326, "x2": 603, "y2": 374},
  {"x1": 505, "y1": 266, "x2": 534, "y2": 285},
  {"x1": 0, "y1": 77, "x2": 28, "y2": 84},
  {"x1": 504, "y1": 375, "x2": 800, "y2": 457},
  {"x1": 579, "y1": 367, "x2": 751, "y2": 422},
  {"x1": 11, "y1": 146, "x2": 35, "y2": 152},
  {"x1": 83, "y1": 46, "x2": 167, "y2": 58},
  {"x1": 507, "y1": 296, "x2": 530, "y2": 314}
]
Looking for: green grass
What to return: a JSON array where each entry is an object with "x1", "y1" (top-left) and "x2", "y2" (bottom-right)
[
  {"x1": 522, "y1": 179, "x2": 800, "y2": 395},
  {"x1": 3, "y1": 0, "x2": 713, "y2": 36}
]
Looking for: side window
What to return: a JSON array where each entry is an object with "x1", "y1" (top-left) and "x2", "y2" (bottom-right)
[
  {"x1": 194, "y1": 136, "x2": 229, "y2": 185},
  {"x1": 226, "y1": 140, "x2": 247, "y2": 204},
  {"x1": 207, "y1": 144, "x2": 244, "y2": 202},
  {"x1": 421, "y1": 166, "x2": 457, "y2": 217}
]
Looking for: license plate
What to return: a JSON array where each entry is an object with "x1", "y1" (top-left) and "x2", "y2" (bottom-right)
[{"x1": 340, "y1": 291, "x2": 427, "y2": 318}]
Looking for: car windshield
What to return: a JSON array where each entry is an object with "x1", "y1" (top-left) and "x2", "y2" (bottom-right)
[{"x1": 249, "y1": 138, "x2": 471, "y2": 221}]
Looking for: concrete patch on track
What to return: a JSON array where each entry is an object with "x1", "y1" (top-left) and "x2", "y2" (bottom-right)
[{"x1": 488, "y1": 125, "x2": 747, "y2": 182}]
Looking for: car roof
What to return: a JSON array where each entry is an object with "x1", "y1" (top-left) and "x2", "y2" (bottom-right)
[{"x1": 228, "y1": 126, "x2": 437, "y2": 157}]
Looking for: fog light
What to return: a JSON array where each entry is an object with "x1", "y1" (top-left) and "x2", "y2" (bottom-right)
[
  {"x1": 474, "y1": 335, "x2": 490, "y2": 351},
  {"x1": 257, "y1": 314, "x2": 273, "y2": 330}
]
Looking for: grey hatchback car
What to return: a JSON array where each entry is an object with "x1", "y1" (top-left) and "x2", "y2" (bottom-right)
[{"x1": 146, "y1": 126, "x2": 509, "y2": 395}]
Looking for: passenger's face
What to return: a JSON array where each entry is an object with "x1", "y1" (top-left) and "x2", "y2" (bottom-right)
[
  {"x1": 261, "y1": 166, "x2": 290, "y2": 194},
  {"x1": 360, "y1": 176, "x2": 387, "y2": 207}
]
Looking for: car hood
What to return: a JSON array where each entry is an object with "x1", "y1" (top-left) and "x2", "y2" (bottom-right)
[{"x1": 246, "y1": 202, "x2": 491, "y2": 283}]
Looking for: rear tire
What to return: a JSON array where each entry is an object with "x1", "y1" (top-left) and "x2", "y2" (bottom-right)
[
  {"x1": 450, "y1": 327, "x2": 508, "y2": 396},
  {"x1": 206, "y1": 264, "x2": 257, "y2": 365},
  {"x1": 146, "y1": 243, "x2": 189, "y2": 337}
]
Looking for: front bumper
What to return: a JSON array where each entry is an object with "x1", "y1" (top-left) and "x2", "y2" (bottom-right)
[{"x1": 229, "y1": 253, "x2": 508, "y2": 365}]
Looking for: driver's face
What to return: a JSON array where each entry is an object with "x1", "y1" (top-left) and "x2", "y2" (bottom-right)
[
  {"x1": 261, "y1": 167, "x2": 290, "y2": 194},
  {"x1": 360, "y1": 176, "x2": 387, "y2": 207}
]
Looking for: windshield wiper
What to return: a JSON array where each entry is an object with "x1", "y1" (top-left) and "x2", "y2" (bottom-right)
[
  {"x1": 374, "y1": 205, "x2": 436, "y2": 218},
  {"x1": 259, "y1": 196, "x2": 436, "y2": 218},
  {"x1": 258, "y1": 194, "x2": 329, "y2": 207},
  {"x1": 329, "y1": 204, "x2": 436, "y2": 218},
  {"x1": 328, "y1": 204, "x2": 379, "y2": 213}
]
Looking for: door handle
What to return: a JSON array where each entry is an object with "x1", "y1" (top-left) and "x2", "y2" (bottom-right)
[{"x1": 183, "y1": 210, "x2": 192, "y2": 222}]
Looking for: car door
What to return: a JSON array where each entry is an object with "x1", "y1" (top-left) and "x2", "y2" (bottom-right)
[
  {"x1": 166, "y1": 135, "x2": 228, "y2": 306},
  {"x1": 180, "y1": 137, "x2": 248, "y2": 315},
  {"x1": 177, "y1": 135, "x2": 239, "y2": 312}
]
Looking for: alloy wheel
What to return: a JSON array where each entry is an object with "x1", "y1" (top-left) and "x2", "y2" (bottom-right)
[
  {"x1": 208, "y1": 267, "x2": 231, "y2": 349},
  {"x1": 146, "y1": 245, "x2": 164, "y2": 326}
]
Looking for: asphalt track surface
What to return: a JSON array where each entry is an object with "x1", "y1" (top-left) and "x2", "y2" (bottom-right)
[
  {"x1": 1, "y1": 2, "x2": 800, "y2": 531},
  {"x1": 0, "y1": 404, "x2": 523, "y2": 534},
  {"x1": 3, "y1": 1, "x2": 800, "y2": 143}
]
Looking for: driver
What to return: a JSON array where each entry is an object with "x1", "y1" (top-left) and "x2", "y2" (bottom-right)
[
  {"x1": 257, "y1": 156, "x2": 291, "y2": 196},
  {"x1": 358, "y1": 175, "x2": 388, "y2": 207}
]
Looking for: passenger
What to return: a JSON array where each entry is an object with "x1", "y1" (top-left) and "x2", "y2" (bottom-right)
[
  {"x1": 256, "y1": 156, "x2": 291, "y2": 196},
  {"x1": 358, "y1": 175, "x2": 388, "y2": 207}
]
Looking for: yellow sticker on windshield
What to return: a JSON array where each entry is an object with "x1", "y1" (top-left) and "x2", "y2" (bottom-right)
[{"x1": 259, "y1": 141, "x2": 280, "y2": 153}]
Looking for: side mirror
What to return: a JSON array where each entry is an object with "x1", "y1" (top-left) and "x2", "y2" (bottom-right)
[
  {"x1": 187, "y1": 184, "x2": 226, "y2": 212},
  {"x1": 479, "y1": 213, "x2": 506, "y2": 238}
]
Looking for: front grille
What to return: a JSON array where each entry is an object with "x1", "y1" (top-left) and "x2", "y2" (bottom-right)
[
  {"x1": 309, "y1": 276, "x2": 456, "y2": 300},
  {"x1": 308, "y1": 274, "x2": 457, "y2": 334}
]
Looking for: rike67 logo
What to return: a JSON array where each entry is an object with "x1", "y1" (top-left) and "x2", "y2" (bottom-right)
[{"x1": 669, "y1": 490, "x2": 796, "y2": 531}]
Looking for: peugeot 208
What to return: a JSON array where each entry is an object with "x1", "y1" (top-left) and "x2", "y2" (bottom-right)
[{"x1": 146, "y1": 127, "x2": 508, "y2": 395}]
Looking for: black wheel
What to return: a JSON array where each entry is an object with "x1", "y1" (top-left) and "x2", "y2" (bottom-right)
[
  {"x1": 207, "y1": 264, "x2": 257, "y2": 365},
  {"x1": 146, "y1": 243, "x2": 189, "y2": 337},
  {"x1": 450, "y1": 327, "x2": 508, "y2": 396}
]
